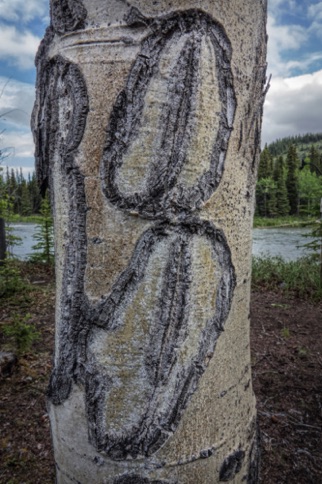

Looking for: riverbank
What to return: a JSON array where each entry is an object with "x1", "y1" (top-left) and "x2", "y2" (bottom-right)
[
  {"x1": 0, "y1": 263, "x2": 321, "y2": 483},
  {"x1": 5, "y1": 213, "x2": 319, "y2": 228},
  {"x1": 253, "y1": 215, "x2": 318, "y2": 228},
  {"x1": 6, "y1": 214, "x2": 44, "y2": 224},
  {"x1": 8, "y1": 220, "x2": 318, "y2": 262}
]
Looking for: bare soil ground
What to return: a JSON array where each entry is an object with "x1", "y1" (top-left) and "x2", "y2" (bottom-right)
[
  {"x1": 0, "y1": 264, "x2": 321, "y2": 483},
  {"x1": 251, "y1": 291, "x2": 322, "y2": 483}
]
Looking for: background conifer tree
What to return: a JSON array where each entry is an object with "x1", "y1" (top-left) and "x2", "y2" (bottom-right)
[
  {"x1": 286, "y1": 144, "x2": 299, "y2": 215},
  {"x1": 273, "y1": 155, "x2": 290, "y2": 215}
]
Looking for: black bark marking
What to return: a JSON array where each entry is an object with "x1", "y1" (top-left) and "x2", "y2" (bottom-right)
[
  {"x1": 32, "y1": 55, "x2": 89, "y2": 404},
  {"x1": 219, "y1": 449, "x2": 245, "y2": 481},
  {"x1": 32, "y1": 55, "x2": 88, "y2": 194},
  {"x1": 50, "y1": 0, "x2": 87, "y2": 34},
  {"x1": 247, "y1": 424, "x2": 261, "y2": 484},
  {"x1": 101, "y1": 9, "x2": 236, "y2": 219},
  {"x1": 114, "y1": 475, "x2": 173, "y2": 484},
  {"x1": 31, "y1": 26, "x2": 55, "y2": 195},
  {"x1": 84, "y1": 221, "x2": 235, "y2": 459}
]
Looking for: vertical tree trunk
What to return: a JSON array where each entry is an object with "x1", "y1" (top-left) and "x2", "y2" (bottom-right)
[{"x1": 32, "y1": 1, "x2": 268, "y2": 482}]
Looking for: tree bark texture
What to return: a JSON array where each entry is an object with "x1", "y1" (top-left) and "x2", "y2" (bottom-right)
[{"x1": 32, "y1": 1, "x2": 268, "y2": 482}]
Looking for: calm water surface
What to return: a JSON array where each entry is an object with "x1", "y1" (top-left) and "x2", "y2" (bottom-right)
[
  {"x1": 10, "y1": 223, "x2": 39, "y2": 260},
  {"x1": 9, "y1": 223, "x2": 315, "y2": 261},
  {"x1": 252, "y1": 227, "x2": 314, "y2": 261}
]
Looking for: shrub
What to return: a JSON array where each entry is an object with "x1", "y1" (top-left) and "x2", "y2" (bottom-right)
[
  {"x1": 2, "y1": 313, "x2": 40, "y2": 355},
  {"x1": 252, "y1": 255, "x2": 322, "y2": 300}
]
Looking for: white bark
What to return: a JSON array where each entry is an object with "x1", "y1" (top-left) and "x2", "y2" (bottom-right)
[{"x1": 32, "y1": 1, "x2": 268, "y2": 482}]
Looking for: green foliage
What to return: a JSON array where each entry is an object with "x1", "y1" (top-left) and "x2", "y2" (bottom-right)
[
  {"x1": 286, "y1": 144, "x2": 300, "y2": 215},
  {"x1": 298, "y1": 168, "x2": 322, "y2": 215},
  {"x1": 256, "y1": 134, "x2": 322, "y2": 220},
  {"x1": 297, "y1": 346, "x2": 309, "y2": 358},
  {"x1": 268, "y1": 132, "x2": 322, "y2": 158},
  {"x1": 281, "y1": 327, "x2": 290, "y2": 339},
  {"x1": 301, "y1": 222, "x2": 322, "y2": 256},
  {"x1": 256, "y1": 177, "x2": 277, "y2": 217},
  {"x1": 258, "y1": 145, "x2": 273, "y2": 179},
  {"x1": 0, "y1": 167, "x2": 42, "y2": 218},
  {"x1": 308, "y1": 145, "x2": 322, "y2": 176},
  {"x1": 5, "y1": 214, "x2": 45, "y2": 223},
  {"x1": 301, "y1": 221, "x2": 322, "y2": 288},
  {"x1": 273, "y1": 156, "x2": 290, "y2": 216},
  {"x1": 0, "y1": 259, "x2": 26, "y2": 297},
  {"x1": 2, "y1": 313, "x2": 40, "y2": 355},
  {"x1": 253, "y1": 215, "x2": 316, "y2": 228},
  {"x1": 30, "y1": 193, "x2": 54, "y2": 265},
  {"x1": 0, "y1": 194, "x2": 22, "y2": 257},
  {"x1": 252, "y1": 255, "x2": 322, "y2": 300}
]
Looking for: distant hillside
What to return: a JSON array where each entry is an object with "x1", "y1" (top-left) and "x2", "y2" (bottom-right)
[{"x1": 267, "y1": 133, "x2": 322, "y2": 159}]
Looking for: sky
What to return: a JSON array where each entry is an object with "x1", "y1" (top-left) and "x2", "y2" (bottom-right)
[{"x1": 0, "y1": 0, "x2": 322, "y2": 176}]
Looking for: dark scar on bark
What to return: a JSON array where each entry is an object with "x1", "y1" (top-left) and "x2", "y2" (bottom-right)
[
  {"x1": 32, "y1": 55, "x2": 89, "y2": 404},
  {"x1": 101, "y1": 8, "x2": 236, "y2": 220},
  {"x1": 50, "y1": 0, "x2": 87, "y2": 34},
  {"x1": 84, "y1": 220, "x2": 235, "y2": 459},
  {"x1": 114, "y1": 474, "x2": 174, "y2": 484},
  {"x1": 219, "y1": 449, "x2": 245, "y2": 481}
]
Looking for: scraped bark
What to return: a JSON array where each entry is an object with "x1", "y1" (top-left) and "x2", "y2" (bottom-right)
[{"x1": 32, "y1": 1, "x2": 268, "y2": 482}]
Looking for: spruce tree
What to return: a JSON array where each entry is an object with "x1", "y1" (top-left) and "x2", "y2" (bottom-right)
[
  {"x1": 308, "y1": 145, "x2": 321, "y2": 175},
  {"x1": 28, "y1": 173, "x2": 42, "y2": 214},
  {"x1": 256, "y1": 146, "x2": 275, "y2": 216},
  {"x1": 256, "y1": 177, "x2": 277, "y2": 217},
  {"x1": 286, "y1": 144, "x2": 299, "y2": 215},
  {"x1": 258, "y1": 144, "x2": 273, "y2": 179},
  {"x1": 31, "y1": 193, "x2": 54, "y2": 264},
  {"x1": 20, "y1": 179, "x2": 32, "y2": 216},
  {"x1": 274, "y1": 155, "x2": 290, "y2": 215}
]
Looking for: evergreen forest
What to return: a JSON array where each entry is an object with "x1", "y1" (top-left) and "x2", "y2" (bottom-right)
[
  {"x1": 0, "y1": 167, "x2": 42, "y2": 218},
  {"x1": 256, "y1": 133, "x2": 322, "y2": 218},
  {"x1": 1, "y1": 132, "x2": 322, "y2": 222}
]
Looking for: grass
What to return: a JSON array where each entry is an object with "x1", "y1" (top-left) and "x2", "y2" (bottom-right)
[
  {"x1": 6, "y1": 214, "x2": 45, "y2": 224},
  {"x1": 252, "y1": 254, "x2": 322, "y2": 300},
  {"x1": 253, "y1": 215, "x2": 317, "y2": 228}
]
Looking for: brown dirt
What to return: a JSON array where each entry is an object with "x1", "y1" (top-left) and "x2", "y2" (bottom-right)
[
  {"x1": 251, "y1": 291, "x2": 322, "y2": 483},
  {"x1": 0, "y1": 264, "x2": 321, "y2": 483}
]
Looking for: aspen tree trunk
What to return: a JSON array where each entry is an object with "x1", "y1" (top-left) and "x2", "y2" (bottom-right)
[{"x1": 32, "y1": 1, "x2": 268, "y2": 482}]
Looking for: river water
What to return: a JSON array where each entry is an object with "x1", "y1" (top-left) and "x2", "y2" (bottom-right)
[
  {"x1": 8, "y1": 223, "x2": 315, "y2": 262},
  {"x1": 252, "y1": 227, "x2": 315, "y2": 261}
]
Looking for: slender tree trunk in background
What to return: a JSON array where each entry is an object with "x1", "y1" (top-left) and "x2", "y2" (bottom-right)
[
  {"x1": 32, "y1": 1, "x2": 268, "y2": 482},
  {"x1": 0, "y1": 217, "x2": 6, "y2": 265}
]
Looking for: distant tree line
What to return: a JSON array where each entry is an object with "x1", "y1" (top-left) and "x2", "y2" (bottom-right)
[
  {"x1": 268, "y1": 133, "x2": 322, "y2": 157},
  {"x1": 256, "y1": 141, "x2": 322, "y2": 218},
  {"x1": 0, "y1": 167, "x2": 42, "y2": 216}
]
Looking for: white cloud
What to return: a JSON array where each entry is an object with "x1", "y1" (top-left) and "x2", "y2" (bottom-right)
[
  {"x1": 0, "y1": 77, "x2": 35, "y2": 129},
  {"x1": 0, "y1": 23, "x2": 41, "y2": 70},
  {"x1": 1, "y1": 130, "x2": 34, "y2": 159},
  {"x1": 308, "y1": 1, "x2": 322, "y2": 18},
  {"x1": 262, "y1": 69, "x2": 322, "y2": 144},
  {"x1": 0, "y1": 78, "x2": 35, "y2": 170},
  {"x1": 266, "y1": 14, "x2": 307, "y2": 77},
  {"x1": 308, "y1": 2, "x2": 322, "y2": 38},
  {"x1": 0, "y1": 0, "x2": 47, "y2": 23},
  {"x1": 269, "y1": 0, "x2": 298, "y2": 15}
]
